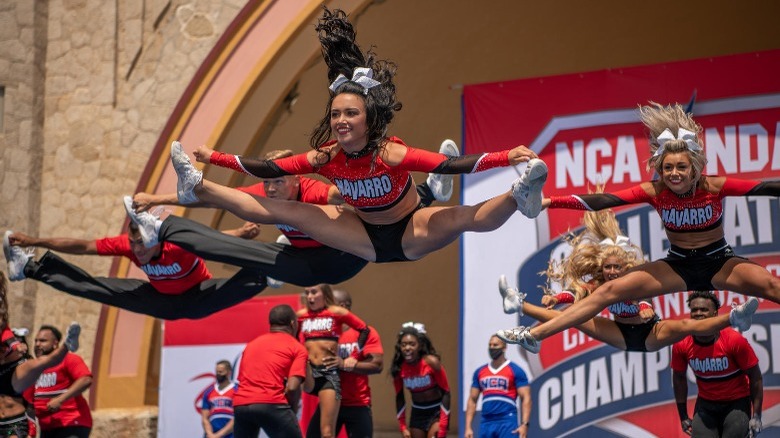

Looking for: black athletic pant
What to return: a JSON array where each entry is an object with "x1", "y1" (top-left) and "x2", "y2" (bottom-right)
[
  {"x1": 41, "y1": 426, "x2": 92, "y2": 438},
  {"x1": 308, "y1": 405, "x2": 373, "y2": 438},
  {"x1": 25, "y1": 251, "x2": 266, "y2": 320},
  {"x1": 692, "y1": 396, "x2": 751, "y2": 438},
  {"x1": 158, "y1": 216, "x2": 369, "y2": 286},
  {"x1": 233, "y1": 404, "x2": 302, "y2": 438}
]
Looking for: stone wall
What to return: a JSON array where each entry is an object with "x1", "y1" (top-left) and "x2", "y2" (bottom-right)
[{"x1": 1, "y1": 0, "x2": 244, "y2": 432}]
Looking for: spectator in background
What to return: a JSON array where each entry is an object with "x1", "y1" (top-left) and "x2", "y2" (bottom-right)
[
  {"x1": 309, "y1": 289, "x2": 383, "y2": 438},
  {"x1": 391, "y1": 323, "x2": 450, "y2": 438},
  {"x1": 201, "y1": 359, "x2": 236, "y2": 438},
  {"x1": 232, "y1": 304, "x2": 307, "y2": 438},
  {"x1": 672, "y1": 291, "x2": 763, "y2": 438},
  {"x1": 30, "y1": 324, "x2": 92, "y2": 438},
  {"x1": 298, "y1": 284, "x2": 370, "y2": 438},
  {"x1": 465, "y1": 334, "x2": 531, "y2": 438}
]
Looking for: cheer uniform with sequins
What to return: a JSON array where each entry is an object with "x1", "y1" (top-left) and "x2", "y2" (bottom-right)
[
  {"x1": 393, "y1": 358, "x2": 451, "y2": 437},
  {"x1": 548, "y1": 178, "x2": 780, "y2": 290},
  {"x1": 298, "y1": 308, "x2": 369, "y2": 399},
  {"x1": 208, "y1": 137, "x2": 512, "y2": 262},
  {"x1": 553, "y1": 291, "x2": 659, "y2": 351}
]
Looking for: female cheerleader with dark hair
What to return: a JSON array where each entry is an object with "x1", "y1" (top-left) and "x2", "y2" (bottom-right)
[
  {"x1": 157, "y1": 7, "x2": 547, "y2": 264},
  {"x1": 297, "y1": 283, "x2": 370, "y2": 438},
  {"x1": 391, "y1": 322, "x2": 450, "y2": 438}
]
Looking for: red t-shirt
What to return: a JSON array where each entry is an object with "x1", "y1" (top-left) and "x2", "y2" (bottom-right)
[
  {"x1": 233, "y1": 332, "x2": 308, "y2": 405},
  {"x1": 29, "y1": 352, "x2": 93, "y2": 430},
  {"x1": 338, "y1": 326, "x2": 383, "y2": 407},
  {"x1": 95, "y1": 234, "x2": 211, "y2": 294},
  {"x1": 671, "y1": 328, "x2": 758, "y2": 401},
  {"x1": 237, "y1": 177, "x2": 331, "y2": 248}
]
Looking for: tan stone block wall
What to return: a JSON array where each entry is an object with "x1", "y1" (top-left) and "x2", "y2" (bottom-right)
[{"x1": 2, "y1": 0, "x2": 244, "y2": 432}]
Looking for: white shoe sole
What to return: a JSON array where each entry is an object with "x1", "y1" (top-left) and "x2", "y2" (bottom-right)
[
  {"x1": 171, "y1": 141, "x2": 202, "y2": 204},
  {"x1": 513, "y1": 159, "x2": 548, "y2": 218}
]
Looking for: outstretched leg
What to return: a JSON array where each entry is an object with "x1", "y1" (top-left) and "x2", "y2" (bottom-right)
[
  {"x1": 26, "y1": 251, "x2": 265, "y2": 320},
  {"x1": 503, "y1": 262, "x2": 685, "y2": 352},
  {"x1": 714, "y1": 258, "x2": 780, "y2": 304},
  {"x1": 505, "y1": 302, "x2": 629, "y2": 350},
  {"x1": 171, "y1": 142, "x2": 378, "y2": 261},
  {"x1": 402, "y1": 192, "x2": 519, "y2": 260},
  {"x1": 156, "y1": 216, "x2": 369, "y2": 286}
]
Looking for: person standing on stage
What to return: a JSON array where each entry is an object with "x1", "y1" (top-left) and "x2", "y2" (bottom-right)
[
  {"x1": 672, "y1": 291, "x2": 763, "y2": 438},
  {"x1": 465, "y1": 334, "x2": 531, "y2": 438},
  {"x1": 232, "y1": 304, "x2": 307, "y2": 438}
]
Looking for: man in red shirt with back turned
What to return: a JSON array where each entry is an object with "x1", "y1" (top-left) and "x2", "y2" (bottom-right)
[
  {"x1": 28, "y1": 325, "x2": 93, "y2": 438},
  {"x1": 233, "y1": 304, "x2": 308, "y2": 438}
]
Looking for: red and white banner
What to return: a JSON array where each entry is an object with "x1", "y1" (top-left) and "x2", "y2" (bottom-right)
[
  {"x1": 158, "y1": 295, "x2": 299, "y2": 438},
  {"x1": 461, "y1": 49, "x2": 780, "y2": 437}
]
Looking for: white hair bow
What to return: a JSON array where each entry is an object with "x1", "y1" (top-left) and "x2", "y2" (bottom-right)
[
  {"x1": 652, "y1": 128, "x2": 702, "y2": 158},
  {"x1": 328, "y1": 67, "x2": 381, "y2": 95},
  {"x1": 599, "y1": 235, "x2": 631, "y2": 248},
  {"x1": 401, "y1": 321, "x2": 426, "y2": 334}
]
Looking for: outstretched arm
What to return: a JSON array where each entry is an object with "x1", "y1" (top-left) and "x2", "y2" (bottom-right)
[
  {"x1": 394, "y1": 143, "x2": 537, "y2": 174},
  {"x1": 8, "y1": 232, "x2": 97, "y2": 255},
  {"x1": 201, "y1": 145, "x2": 315, "y2": 179},
  {"x1": 547, "y1": 183, "x2": 654, "y2": 211}
]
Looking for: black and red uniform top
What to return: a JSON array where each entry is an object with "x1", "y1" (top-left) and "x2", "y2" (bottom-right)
[
  {"x1": 209, "y1": 136, "x2": 511, "y2": 213},
  {"x1": 549, "y1": 177, "x2": 770, "y2": 233}
]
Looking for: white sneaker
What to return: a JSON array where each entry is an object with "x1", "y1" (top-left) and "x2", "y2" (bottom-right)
[
  {"x1": 496, "y1": 326, "x2": 540, "y2": 353},
  {"x1": 64, "y1": 322, "x2": 81, "y2": 352},
  {"x1": 267, "y1": 235, "x2": 290, "y2": 288},
  {"x1": 511, "y1": 158, "x2": 548, "y2": 218},
  {"x1": 729, "y1": 297, "x2": 759, "y2": 332},
  {"x1": 498, "y1": 275, "x2": 525, "y2": 315},
  {"x1": 171, "y1": 141, "x2": 202, "y2": 204},
  {"x1": 3, "y1": 231, "x2": 33, "y2": 282},
  {"x1": 123, "y1": 196, "x2": 161, "y2": 248},
  {"x1": 426, "y1": 139, "x2": 460, "y2": 202}
]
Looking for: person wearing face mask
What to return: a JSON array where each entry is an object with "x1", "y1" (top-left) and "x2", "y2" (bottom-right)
[
  {"x1": 200, "y1": 360, "x2": 236, "y2": 438},
  {"x1": 464, "y1": 335, "x2": 531, "y2": 438}
]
